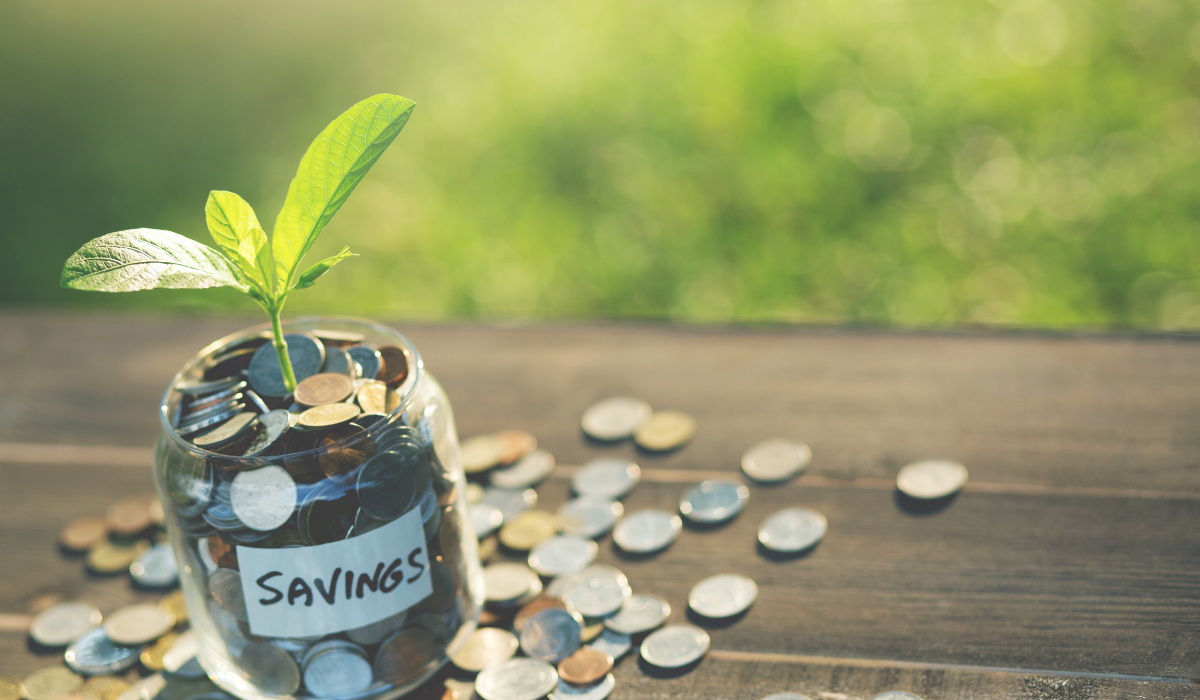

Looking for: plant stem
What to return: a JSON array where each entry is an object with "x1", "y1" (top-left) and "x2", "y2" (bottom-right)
[{"x1": 269, "y1": 303, "x2": 297, "y2": 394}]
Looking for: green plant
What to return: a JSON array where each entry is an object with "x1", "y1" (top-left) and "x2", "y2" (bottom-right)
[{"x1": 60, "y1": 94, "x2": 415, "y2": 392}]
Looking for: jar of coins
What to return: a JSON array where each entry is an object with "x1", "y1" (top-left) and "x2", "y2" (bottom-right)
[{"x1": 153, "y1": 318, "x2": 484, "y2": 700}]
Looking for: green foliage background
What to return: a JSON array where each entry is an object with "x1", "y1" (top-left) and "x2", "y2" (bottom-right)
[{"x1": 2, "y1": 0, "x2": 1199, "y2": 327}]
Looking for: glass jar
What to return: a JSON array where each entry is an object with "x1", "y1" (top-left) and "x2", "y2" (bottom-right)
[{"x1": 153, "y1": 317, "x2": 483, "y2": 700}]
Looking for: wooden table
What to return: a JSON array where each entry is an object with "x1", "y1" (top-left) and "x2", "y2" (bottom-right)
[{"x1": 1, "y1": 313, "x2": 1198, "y2": 699}]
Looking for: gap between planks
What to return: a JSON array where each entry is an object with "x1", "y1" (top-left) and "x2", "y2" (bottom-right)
[{"x1": 2, "y1": 441, "x2": 1199, "y2": 502}]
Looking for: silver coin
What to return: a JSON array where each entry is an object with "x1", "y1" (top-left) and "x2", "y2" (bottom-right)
[
  {"x1": 193, "y1": 411, "x2": 258, "y2": 449},
  {"x1": 587, "y1": 628, "x2": 632, "y2": 660},
  {"x1": 519, "y1": 607, "x2": 582, "y2": 662},
  {"x1": 491, "y1": 449, "x2": 556, "y2": 488},
  {"x1": 640, "y1": 625, "x2": 710, "y2": 668},
  {"x1": 679, "y1": 480, "x2": 749, "y2": 524},
  {"x1": 758, "y1": 507, "x2": 827, "y2": 553},
  {"x1": 604, "y1": 594, "x2": 671, "y2": 634},
  {"x1": 612, "y1": 509, "x2": 681, "y2": 553},
  {"x1": 760, "y1": 694, "x2": 814, "y2": 700},
  {"x1": 183, "y1": 396, "x2": 244, "y2": 424},
  {"x1": 581, "y1": 397, "x2": 652, "y2": 441},
  {"x1": 176, "y1": 375, "x2": 244, "y2": 396},
  {"x1": 347, "y1": 345, "x2": 383, "y2": 381},
  {"x1": 869, "y1": 694, "x2": 925, "y2": 700},
  {"x1": 208, "y1": 568, "x2": 248, "y2": 621},
  {"x1": 475, "y1": 658, "x2": 560, "y2": 700},
  {"x1": 470, "y1": 503, "x2": 505, "y2": 539},
  {"x1": 742, "y1": 439, "x2": 812, "y2": 483},
  {"x1": 130, "y1": 543, "x2": 179, "y2": 588},
  {"x1": 177, "y1": 408, "x2": 241, "y2": 437},
  {"x1": 562, "y1": 565, "x2": 632, "y2": 617},
  {"x1": 29, "y1": 601, "x2": 101, "y2": 647},
  {"x1": 528, "y1": 535, "x2": 598, "y2": 578},
  {"x1": 484, "y1": 562, "x2": 537, "y2": 603},
  {"x1": 572, "y1": 458, "x2": 641, "y2": 499},
  {"x1": 248, "y1": 333, "x2": 325, "y2": 398},
  {"x1": 689, "y1": 574, "x2": 758, "y2": 618},
  {"x1": 346, "y1": 610, "x2": 408, "y2": 646},
  {"x1": 322, "y1": 347, "x2": 357, "y2": 377},
  {"x1": 231, "y1": 465, "x2": 297, "y2": 531},
  {"x1": 239, "y1": 641, "x2": 301, "y2": 696},
  {"x1": 896, "y1": 460, "x2": 968, "y2": 499},
  {"x1": 558, "y1": 496, "x2": 623, "y2": 539},
  {"x1": 481, "y1": 487, "x2": 537, "y2": 522},
  {"x1": 242, "y1": 409, "x2": 291, "y2": 456},
  {"x1": 302, "y1": 640, "x2": 373, "y2": 698},
  {"x1": 550, "y1": 673, "x2": 615, "y2": 700},
  {"x1": 64, "y1": 626, "x2": 139, "y2": 675},
  {"x1": 244, "y1": 390, "x2": 270, "y2": 414}
]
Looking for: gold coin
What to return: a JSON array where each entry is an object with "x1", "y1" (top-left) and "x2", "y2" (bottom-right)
[
  {"x1": 355, "y1": 381, "x2": 388, "y2": 414},
  {"x1": 634, "y1": 410, "x2": 696, "y2": 451},
  {"x1": 385, "y1": 387, "x2": 402, "y2": 413},
  {"x1": 158, "y1": 591, "x2": 188, "y2": 624},
  {"x1": 297, "y1": 402, "x2": 360, "y2": 430},
  {"x1": 0, "y1": 677, "x2": 24, "y2": 700},
  {"x1": 22, "y1": 667, "x2": 81, "y2": 700},
  {"x1": 80, "y1": 677, "x2": 129, "y2": 700},
  {"x1": 105, "y1": 494, "x2": 155, "y2": 536},
  {"x1": 139, "y1": 632, "x2": 178, "y2": 672},
  {"x1": 295, "y1": 373, "x2": 355, "y2": 406},
  {"x1": 581, "y1": 621, "x2": 604, "y2": 642},
  {"x1": 477, "y1": 535, "x2": 497, "y2": 562},
  {"x1": 102, "y1": 603, "x2": 175, "y2": 645},
  {"x1": 86, "y1": 539, "x2": 149, "y2": 574},
  {"x1": 498, "y1": 510, "x2": 560, "y2": 551},
  {"x1": 114, "y1": 676, "x2": 165, "y2": 700},
  {"x1": 451, "y1": 627, "x2": 519, "y2": 671},
  {"x1": 58, "y1": 517, "x2": 107, "y2": 552},
  {"x1": 460, "y1": 434, "x2": 503, "y2": 473}
]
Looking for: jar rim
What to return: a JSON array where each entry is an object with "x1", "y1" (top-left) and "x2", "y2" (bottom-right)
[{"x1": 157, "y1": 315, "x2": 424, "y2": 463}]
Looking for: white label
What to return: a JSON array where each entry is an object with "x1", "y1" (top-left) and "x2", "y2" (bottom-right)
[{"x1": 237, "y1": 508, "x2": 433, "y2": 638}]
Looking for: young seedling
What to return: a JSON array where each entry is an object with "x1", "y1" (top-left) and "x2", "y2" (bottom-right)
[{"x1": 61, "y1": 94, "x2": 415, "y2": 393}]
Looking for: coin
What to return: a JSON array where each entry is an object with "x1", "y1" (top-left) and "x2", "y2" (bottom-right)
[
  {"x1": 355, "y1": 380, "x2": 389, "y2": 414},
  {"x1": 481, "y1": 487, "x2": 537, "y2": 521},
  {"x1": 493, "y1": 430, "x2": 537, "y2": 464},
  {"x1": 742, "y1": 439, "x2": 812, "y2": 483},
  {"x1": 869, "y1": 693, "x2": 924, "y2": 700},
  {"x1": 164, "y1": 452, "x2": 213, "y2": 518},
  {"x1": 484, "y1": 562, "x2": 537, "y2": 603},
  {"x1": 549, "y1": 673, "x2": 615, "y2": 700},
  {"x1": 519, "y1": 607, "x2": 583, "y2": 662},
  {"x1": 176, "y1": 375, "x2": 243, "y2": 396},
  {"x1": 80, "y1": 677, "x2": 129, "y2": 700},
  {"x1": 896, "y1": 460, "x2": 968, "y2": 499},
  {"x1": 374, "y1": 626, "x2": 438, "y2": 685},
  {"x1": 207, "y1": 568, "x2": 248, "y2": 621},
  {"x1": 558, "y1": 497, "x2": 623, "y2": 539},
  {"x1": 581, "y1": 397, "x2": 652, "y2": 441},
  {"x1": 634, "y1": 410, "x2": 695, "y2": 451},
  {"x1": 0, "y1": 678, "x2": 21, "y2": 700},
  {"x1": 467, "y1": 482, "x2": 485, "y2": 504},
  {"x1": 500, "y1": 510, "x2": 560, "y2": 551},
  {"x1": 87, "y1": 539, "x2": 149, "y2": 574},
  {"x1": 346, "y1": 610, "x2": 408, "y2": 646},
  {"x1": 241, "y1": 409, "x2": 290, "y2": 456},
  {"x1": 177, "y1": 407, "x2": 241, "y2": 437},
  {"x1": 22, "y1": 668, "x2": 82, "y2": 700},
  {"x1": 679, "y1": 480, "x2": 749, "y2": 524},
  {"x1": 612, "y1": 509, "x2": 681, "y2": 553},
  {"x1": 65, "y1": 627, "x2": 140, "y2": 675},
  {"x1": 490, "y1": 450, "x2": 555, "y2": 489},
  {"x1": 231, "y1": 465, "x2": 297, "y2": 531},
  {"x1": 604, "y1": 594, "x2": 671, "y2": 634},
  {"x1": 302, "y1": 640, "x2": 372, "y2": 697},
  {"x1": 29, "y1": 602, "x2": 102, "y2": 647},
  {"x1": 114, "y1": 675, "x2": 165, "y2": 700},
  {"x1": 760, "y1": 694, "x2": 814, "y2": 700},
  {"x1": 758, "y1": 507, "x2": 827, "y2": 553},
  {"x1": 475, "y1": 658, "x2": 559, "y2": 700},
  {"x1": 139, "y1": 632, "x2": 178, "y2": 671},
  {"x1": 105, "y1": 495, "x2": 154, "y2": 536},
  {"x1": 130, "y1": 543, "x2": 179, "y2": 588},
  {"x1": 248, "y1": 333, "x2": 324, "y2": 398},
  {"x1": 562, "y1": 565, "x2": 631, "y2": 618},
  {"x1": 297, "y1": 402, "x2": 360, "y2": 430},
  {"x1": 59, "y1": 517, "x2": 108, "y2": 552},
  {"x1": 587, "y1": 629, "x2": 632, "y2": 660},
  {"x1": 452, "y1": 628, "x2": 520, "y2": 672},
  {"x1": 295, "y1": 372, "x2": 355, "y2": 406},
  {"x1": 571, "y1": 458, "x2": 641, "y2": 499},
  {"x1": 556, "y1": 648, "x2": 613, "y2": 685},
  {"x1": 103, "y1": 603, "x2": 175, "y2": 645},
  {"x1": 514, "y1": 597, "x2": 568, "y2": 633},
  {"x1": 322, "y1": 346, "x2": 356, "y2": 376},
  {"x1": 471, "y1": 503, "x2": 504, "y2": 539},
  {"x1": 347, "y1": 345, "x2": 383, "y2": 381},
  {"x1": 356, "y1": 444, "x2": 431, "y2": 520},
  {"x1": 240, "y1": 642, "x2": 302, "y2": 696},
  {"x1": 315, "y1": 329, "x2": 365, "y2": 346},
  {"x1": 528, "y1": 536, "x2": 597, "y2": 577},
  {"x1": 478, "y1": 535, "x2": 498, "y2": 561},
  {"x1": 193, "y1": 412, "x2": 258, "y2": 450},
  {"x1": 377, "y1": 345, "x2": 410, "y2": 385},
  {"x1": 159, "y1": 591, "x2": 188, "y2": 624},
  {"x1": 162, "y1": 630, "x2": 202, "y2": 675},
  {"x1": 688, "y1": 574, "x2": 758, "y2": 618},
  {"x1": 640, "y1": 625, "x2": 710, "y2": 668},
  {"x1": 461, "y1": 434, "x2": 504, "y2": 473},
  {"x1": 297, "y1": 481, "x2": 357, "y2": 545}
]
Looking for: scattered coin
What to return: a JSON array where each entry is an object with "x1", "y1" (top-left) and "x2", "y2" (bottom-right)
[
  {"x1": 581, "y1": 397, "x2": 652, "y2": 441},
  {"x1": 231, "y1": 465, "x2": 298, "y2": 531},
  {"x1": 105, "y1": 495, "x2": 154, "y2": 536},
  {"x1": 529, "y1": 535, "x2": 598, "y2": 577},
  {"x1": 557, "y1": 647, "x2": 614, "y2": 686},
  {"x1": 679, "y1": 480, "x2": 749, "y2": 524},
  {"x1": 347, "y1": 345, "x2": 383, "y2": 381},
  {"x1": 500, "y1": 510, "x2": 561, "y2": 551},
  {"x1": 572, "y1": 458, "x2": 641, "y2": 499},
  {"x1": 103, "y1": 603, "x2": 175, "y2": 645},
  {"x1": 604, "y1": 594, "x2": 671, "y2": 634},
  {"x1": 562, "y1": 565, "x2": 632, "y2": 618},
  {"x1": 481, "y1": 487, "x2": 537, "y2": 521},
  {"x1": 758, "y1": 507, "x2": 827, "y2": 553},
  {"x1": 139, "y1": 632, "x2": 178, "y2": 672},
  {"x1": 452, "y1": 627, "x2": 520, "y2": 672},
  {"x1": 520, "y1": 607, "x2": 582, "y2": 662},
  {"x1": 587, "y1": 629, "x2": 632, "y2": 660},
  {"x1": 760, "y1": 694, "x2": 814, "y2": 700},
  {"x1": 240, "y1": 642, "x2": 302, "y2": 696},
  {"x1": 0, "y1": 678, "x2": 21, "y2": 700},
  {"x1": 634, "y1": 410, "x2": 695, "y2": 451},
  {"x1": 612, "y1": 509, "x2": 681, "y2": 553},
  {"x1": 86, "y1": 539, "x2": 149, "y2": 574},
  {"x1": 478, "y1": 535, "x2": 498, "y2": 561},
  {"x1": 558, "y1": 497, "x2": 623, "y2": 539},
  {"x1": 742, "y1": 439, "x2": 812, "y2": 483},
  {"x1": 896, "y1": 460, "x2": 968, "y2": 499},
  {"x1": 65, "y1": 627, "x2": 140, "y2": 675},
  {"x1": 475, "y1": 658, "x2": 560, "y2": 700},
  {"x1": 580, "y1": 621, "x2": 604, "y2": 643},
  {"x1": 461, "y1": 434, "x2": 505, "y2": 473},
  {"x1": 297, "y1": 402, "x2": 361, "y2": 430},
  {"x1": 59, "y1": 516, "x2": 108, "y2": 552},
  {"x1": 115, "y1": 675, "x2": 166, "y2": 700},
  {"x1": 130, "y1": 543, "x2": 179, "y2": 588},
  {"x1": 22, "y1": 667, "x2": 82, "y2": 700},
  {"x1": 514, "y1": 597, "x2": 569, "y2": 634},
  {"x1": 485, "y1": 562, "x2": 537, "y2": 603},
  {"x1": 471, "y1": 503, "x2": 505, "y2": 539},
  {"x1": 80, "y1": 676, "x2": 130, "y2": 700},
  {"x1": 29, "y1": 601, "x2": 102, "y2": 647},
  {"x1": 689, "y1": 574, "x2": 758, "y2": 618},
  {"x1": 301, "y1": 640, "x2": 372, "y2": 697},
  {"x1": 494, "y1": 430, "x2": 537, "y2": 464},
  {"x1": 491, "y1": 449, "x2": 556, "y2": 489},
  {"x1": 467, "y1": 482, "x2": 485, "y2": 504},
  {"x1": 870, "y1": 694, "x2": 925, "y2": 700},
  {"x1": 158, "y1": 591, "x2": 188, "y2": 624},
  {"x1": 640, "y1": 625, "x2": 710, "y2": 668},
  {"x1": 550, "y1": 673, "x2": 615, "y2": 700},
  {"x1": 294, "y1": 372, "x2": 355, "y2": 406},
  {"x1": 248, "y1": 333, "x2": 324, "y2": 398},
  {"x1": 377, "y1": 345, "x2": 410, "y2": 385}
]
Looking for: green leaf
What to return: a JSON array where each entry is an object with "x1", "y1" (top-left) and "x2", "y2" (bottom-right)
[
  {"x1": 61, "y1": 229, "x2": 248, "y2": 293},
  {"x1": 206, "y1": 191, "x2": 269, "y2": 291},
  {"x1": 272, "y1": 93, "x2": 415, "y2": 287},
  {"x1": 292, "y1": 246, "x2": 355, "y2": 290},
  {"x1": 228, "y1": 227, "x2": 275, "y2": 298}
]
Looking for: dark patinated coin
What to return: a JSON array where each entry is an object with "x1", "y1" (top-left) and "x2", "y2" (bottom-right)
[
  {"x1": 175, "y1": 376, "x2": 243, "y2": 397},
  {"x1": 204, "y1": 347, "x2": 257, "y2": 380},
  {"x1": 377, "y1": 345, "x2": 410, "y2": 386},
  {"x1": 317, "y1": 425, "x2": 376, "y2": 478},
  {"x1": 194, "y1": 413, "x2": 258, "y2": 450},
  {"x1": 298, "y1": 481, "x2": 359, "y2": 545},
  {"x1": 322, "y1": 347, "x2": 357, "y2": 377},
  {"x1": 242, "y1": 410, "x2": 291, "y2": 456},
  {"x1": 355, "y1": 443, "x2": 432, "y2": 520},
  {"x1": 347, "y1": 345, "x2": 382, "y2": 382},
  {"x1": 248, "y1": 334, "x2": 325, "y2": 398}
]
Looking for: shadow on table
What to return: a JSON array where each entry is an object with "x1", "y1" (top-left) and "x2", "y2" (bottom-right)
[
  {"x1": 894, "y1": 489, "x2": 959, "y2": 515},
  {"x1": 685, "y1": 606, "x2": 750, "y2": 629},
  {"x1": 637, "y1": 653, "x2": 704, "y2": 678},
  {"x1": 756, "y1": 540, "x2": 820, "y2": 562}
]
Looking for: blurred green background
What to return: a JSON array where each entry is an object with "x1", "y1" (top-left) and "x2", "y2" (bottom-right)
[{"x1": 2, "y1": 0, "x2": 1199, "y2": 327}]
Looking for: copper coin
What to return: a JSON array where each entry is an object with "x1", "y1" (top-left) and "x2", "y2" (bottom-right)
[
  {"x1": 105, "y1": 496, "x2": 154, "y2": 536},
  {"x1": 557, "y1": 647, "x2": 613, "y2": 685},
  {"x1": 494, "y1": 430, "x2": 537, "y2": 465},
  {"x1": 377, "y1": 346, "x2": 410, "y2": 386},
  {"x1": 318, "y1": 425, "x2": 376, "y2": 478},
  {"x1": 374, "y1": 626, "x2": 437, "y2": 684},
  {"x1": 59, "y1": 517, "x2": 107, "y2": 552},
  {"x1": 295, "y1": 373, "x2": 355, "y2": 407},
  {"x1": 208, "y1": 536, "x2": 234, "y2": 564}
]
